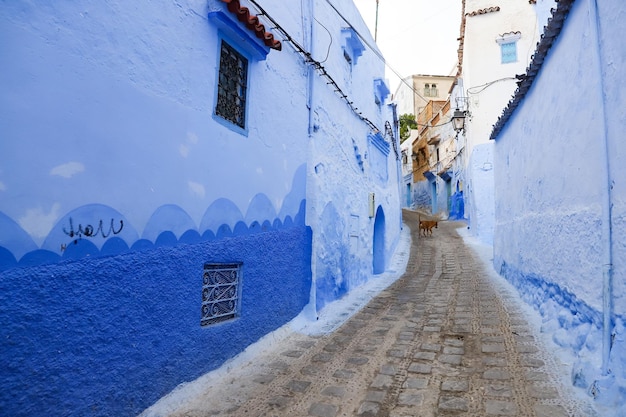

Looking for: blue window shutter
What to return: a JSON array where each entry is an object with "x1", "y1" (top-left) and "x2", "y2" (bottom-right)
[{"x1": 501, "y1": 42, "x2": 517, "y2": 63}]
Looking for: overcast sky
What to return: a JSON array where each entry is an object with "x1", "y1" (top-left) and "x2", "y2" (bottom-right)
[{"x1": 353, "y1": 0, "x2": 462, "y2": 93}]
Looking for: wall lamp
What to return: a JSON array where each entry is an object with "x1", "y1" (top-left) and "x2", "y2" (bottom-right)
[{"x1": 452, "y1": 109, "x2": 467, "y2": 133}]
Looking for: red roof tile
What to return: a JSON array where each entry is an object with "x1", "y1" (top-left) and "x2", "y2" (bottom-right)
[
  {"x1": 221, "y1": 0, "x2": 282, "y2": 51},
  {"x1": 466, "y1": 6, "x2": 500, "y2": 17}
]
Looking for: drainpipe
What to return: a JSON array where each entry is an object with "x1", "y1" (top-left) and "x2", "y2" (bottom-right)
[
  {"x1": 305, "y1": 0, "x2": 318, "y2": 319},
  {"x1": 307, "y1": 0, "x2": 316, "y2": 137},
  {"x1": 589, "y1": 0, "x2": 613, "y2": 375}
]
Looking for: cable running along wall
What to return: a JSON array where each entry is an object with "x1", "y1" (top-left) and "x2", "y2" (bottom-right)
[{"x1": 247, "y1": 0, "x2": 383, "y2": 133}]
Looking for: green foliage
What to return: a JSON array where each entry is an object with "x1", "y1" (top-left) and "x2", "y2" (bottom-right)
[{"x1": 399, "y1": 114, "x2": 418, "y2": 143}]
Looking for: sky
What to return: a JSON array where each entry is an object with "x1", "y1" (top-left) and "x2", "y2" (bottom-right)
[{"x1": 353, "y1": 0, "x2": 462, "y2": 94}]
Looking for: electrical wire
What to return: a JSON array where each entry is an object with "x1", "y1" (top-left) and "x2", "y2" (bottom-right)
[
  {"x1": 314, "y1": 17, "x2": 333, "y2": 63},
  {"x1": 526, "y1": 10, "x2": 538, "y2": 64},
  {"x1": 247, "y1": 0, "x2": 381, "y2": 133},
  {"x1": 466, "y1": 77, "x2": 516, "y2": 95},
  {"x1": 247, "y1": 1, "x2": 443, "y2": 135},
  {"x1": 322, "y1": 0, "x2": 429, "y2": 103}
]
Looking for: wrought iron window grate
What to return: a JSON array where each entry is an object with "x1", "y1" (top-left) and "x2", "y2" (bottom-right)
[
  {"x1": 201, "y1": 262, "x2": 242, "y2": 326},
  {"x1": 215, "y1": 41, "x2": 248, "y2": 128}
]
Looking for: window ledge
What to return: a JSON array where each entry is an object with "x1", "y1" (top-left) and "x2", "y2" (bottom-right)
[
  {"x1": 374, "y1": 78, "x2": 390, "y2": 105},
  {"x1": 496, "y1": 31, "x2": 522, "y2": 44},
  {"x1": 341, "y1": 28, "x2": 366, "y2": 65},
  {"x1": 369, "y1": 132, "x2": 390, "y2": 156},
  {"x1": 209, "y1": 11, "x2": 270, "y2": 60}
]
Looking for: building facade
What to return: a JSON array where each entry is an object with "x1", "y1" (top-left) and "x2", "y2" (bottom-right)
[
  {"x1": 492, "y1": 0, "x2": 625, "y2": 412},
  {"x1": 394, "y1": 74, "x2": 456, "y2": 118},
  {"x1": 400, "y1": 134, "x2": 415, "y2": 208},
  {"x1": 410, "y1": 99, "x2": 458, "y2": 217},
  {"x1": 398, "y1": 95, "x2": 463, "y2": 219},
  {"x1": 0, "y1": 1, "x2": 401, "y2": 416},
  {"x1": 457, "y1": 0, "x2": 544, "y2": 244}
]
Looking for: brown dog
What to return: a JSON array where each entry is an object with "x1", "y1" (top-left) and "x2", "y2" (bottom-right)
[{"x1": 419, "y1": 216, "x2": 438, "y2": 236}]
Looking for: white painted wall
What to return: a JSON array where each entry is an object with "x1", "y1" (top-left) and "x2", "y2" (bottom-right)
[
  {"x1": 460, "y1": 0, "x2": 541, "y2": 243},
  {"x1": 394, "y1": 77, "x2": 415, "y2": 116}
]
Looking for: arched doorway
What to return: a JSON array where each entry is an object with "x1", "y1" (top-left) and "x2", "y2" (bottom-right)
[{"x1": 373, "y1": 206, "x2": 385, "y2": 274}]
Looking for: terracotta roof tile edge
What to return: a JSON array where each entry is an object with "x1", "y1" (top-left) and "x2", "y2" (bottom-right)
[
  {"x1": 466, "y1": 6, "x2": 501, "y2": 17},
  {"x1": 221, "y1": 0, "x2": 282, "y2": 51}
]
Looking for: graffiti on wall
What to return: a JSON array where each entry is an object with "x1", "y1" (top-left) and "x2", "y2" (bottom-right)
[{"x1": 61, "y1": 218, "x2": 124, "y2": 250}]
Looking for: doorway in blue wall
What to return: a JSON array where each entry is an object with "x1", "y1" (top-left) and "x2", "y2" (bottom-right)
[
  {"x1": 446, "y1": 179, "x2": 452, "y2": 213},
  {"x1": 431, "y1": 181, "x2": 437, "y2": 215},
  {"x1": 406, "y1": 183, "x2": 411, "y2": 207},
  {"x1": 373, "y1": 206, "x2": 385, "y2": 274}
]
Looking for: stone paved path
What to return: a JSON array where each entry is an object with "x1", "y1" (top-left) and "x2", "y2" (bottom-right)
[{"x1": 146, "y1": 210, "x2": 598, "y2": 417}]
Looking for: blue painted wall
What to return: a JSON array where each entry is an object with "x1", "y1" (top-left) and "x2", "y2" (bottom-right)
[
  {"x1": 493, "y1": 0, "x2": 626, "y2": 410},
  {"x1": 0, "y1": 1, "x2": 312, "y2": 415},
  {"x1": 0, "y1": 0, "x2": 402, "y2": 414},
  {"x1": 413, "y1": 180, "x2": 432, "y2": 212},
  {"x1": 0, "y1": 224, "x2": 311, "y2": 417},
  {"x1": 449, "y1": 191, "x2": 464, "y2": 220},
  {"x1": 315, "y1": 203, "x2": 349, "y2": 311},
  {"x1": 299, "y1": 1, "x2": 402, "y2": 313}
]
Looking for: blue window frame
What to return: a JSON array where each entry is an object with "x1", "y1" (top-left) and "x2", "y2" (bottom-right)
[
  {"x1": 500, "y1": 41, "x2": 517, "y2": 64},
  {"x1": 496, "y1": 32, "x2": 521, "y2": 64},
  {"x1": 215, "y1": 40, "x2": 248, "y2": 129}
]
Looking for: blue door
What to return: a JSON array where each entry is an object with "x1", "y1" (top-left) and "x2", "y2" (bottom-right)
[
  {"x1": 406, "y1": 183, "x2": 411, "y2": 207},
  {"x1": 431, "y1": 181, "x2": 437, "y2": 215},
  {"x1": 446, "y1": 179, "x2": 452, "y2": 213},
  {"x1": 373, "y1": 206, "x2": 385, "y2": 274}
]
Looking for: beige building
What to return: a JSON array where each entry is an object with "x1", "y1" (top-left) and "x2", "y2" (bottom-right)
[
  {"x1": 411, "y1": 99, "x2": 457, "y2": 215},
  {"x1": 394, "y1": 74, "x2": 455, "y2": 117}
]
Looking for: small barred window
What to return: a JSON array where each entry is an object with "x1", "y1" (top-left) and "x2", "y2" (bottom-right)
[
  {"x1": 215, "y1": 41, "x2": 248, "y2": 129},
  {"x1": 201, "y1": 262, "x2": 242, "y2": 326}
]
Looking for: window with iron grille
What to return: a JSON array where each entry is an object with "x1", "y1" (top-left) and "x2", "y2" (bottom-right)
[
  {"x1": 201, "y1": 262, "x2": 242, "y2": 326},
  {"x1": 215, "y1": 41, "x2": 248, "y2": 129}
]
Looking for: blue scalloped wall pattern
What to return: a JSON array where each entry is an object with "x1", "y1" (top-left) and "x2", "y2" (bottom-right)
[
  {"x1": 0, "y1": 198, "x2": 305, "y2": 272},
  {"x1": 0, "y1": 157, "x2": 308, "y2": 272},
  {"x1": 0, "y1": 155, "x2": 307, "y2": 275}
]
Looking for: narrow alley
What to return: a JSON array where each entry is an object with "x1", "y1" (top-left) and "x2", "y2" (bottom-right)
[{"x1": 144, "y1": 211, "x2": 598, "y2": 417}]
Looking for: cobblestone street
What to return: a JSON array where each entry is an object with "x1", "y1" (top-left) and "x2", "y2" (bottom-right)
[{"x1": 145, "y1": 210, "x2": 598, "y2": 417}]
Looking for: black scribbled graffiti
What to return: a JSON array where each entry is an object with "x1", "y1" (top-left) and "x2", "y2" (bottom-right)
[{"x1": 62, "y1": 218, "x2": 124, "y2": 247}]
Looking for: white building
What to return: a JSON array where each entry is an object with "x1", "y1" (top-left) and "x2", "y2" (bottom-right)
[{"x1": 457, "y1": 0, "x2": 550, "y2": 243}]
